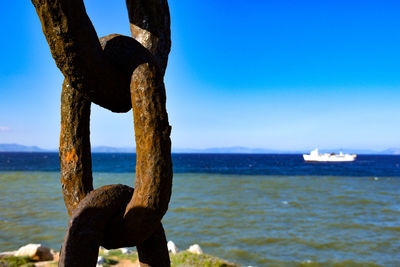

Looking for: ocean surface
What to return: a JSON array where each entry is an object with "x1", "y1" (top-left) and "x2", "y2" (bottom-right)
[{"x1": 0, "y1": 153, "x2": 399, "y2": 266}]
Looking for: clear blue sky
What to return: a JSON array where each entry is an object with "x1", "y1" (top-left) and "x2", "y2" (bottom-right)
[{"x1": 1, "y1": 0, "x2": 399, "y2": 151}]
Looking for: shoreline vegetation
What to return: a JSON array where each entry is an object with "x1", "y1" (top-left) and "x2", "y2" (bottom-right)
[
  {"x1": 0, "y1": 246, "x2": 388, "y2": 267},
  {"x1": 0, "y1": 243, "x2": 238, "y2": 267},
  {"x1": 0, "y1": 244, "x2": 388, "y2": 267}
]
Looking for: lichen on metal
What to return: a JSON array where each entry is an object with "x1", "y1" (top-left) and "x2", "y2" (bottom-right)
[{"x1": 31, "y1": 0, "x2": 173, "y2": 266}]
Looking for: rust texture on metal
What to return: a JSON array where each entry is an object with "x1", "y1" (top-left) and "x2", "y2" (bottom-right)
[
  {"x1": 31, "y1": 0, "x2": 173, "y2": 266},
  {"x1": 60, "y1": 80, "x2": 93, "y2": 215},
  {"x1": 126, "y1": 0, "x2": 171, "y2": 74}
]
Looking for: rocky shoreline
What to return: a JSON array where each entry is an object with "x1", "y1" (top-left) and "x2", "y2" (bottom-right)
[{"x1": 0, "y1": 242, "x2": 238, "y2": 267}]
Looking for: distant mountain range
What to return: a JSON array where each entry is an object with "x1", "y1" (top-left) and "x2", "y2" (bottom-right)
[
  {"x1": 91, "y1": 146, "x2": 136, "y2": 153},
  {"x1": 172, "y1": 146, "x2": 283, "y2": 154},
  {"x1": 0, "y1": 144, "x2": 47, "y2": 152},
  {"x1": 173, "y1": 147, "x2": 400, "y2": 155},
  {"x1": 1, "y1": 143, "x2": 399, "y2": 155},
  {"x1": 0, "y1": 144, "x2": 137, "y2": 153}
]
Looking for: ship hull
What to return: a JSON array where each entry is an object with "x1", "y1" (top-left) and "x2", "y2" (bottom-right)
[{"x1": 303, "y1": 154, "x2": 356, "y2": 162}]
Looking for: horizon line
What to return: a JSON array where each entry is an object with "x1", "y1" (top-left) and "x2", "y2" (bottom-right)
[{"x1": 0, "y1": 143, "x2": 399, "y2": 155}]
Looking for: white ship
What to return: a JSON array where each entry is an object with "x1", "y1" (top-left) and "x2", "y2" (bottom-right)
[{"x1": 303, "y1": 149, "x2": 356, "y2": 162}]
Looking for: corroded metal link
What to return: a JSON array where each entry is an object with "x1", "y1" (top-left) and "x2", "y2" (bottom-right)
[
  {"x1": 60, "y1": 184, "x2": 170, "y2": 266},
  {"x1": 111, "y1": 0, "x2": 174, "y2": 260},
  {"x1": 60, "y1": 80, "x2": 93, "y2": 215},
  {"x1": 124, "y1": 0, "x2": 173, "y2": 219},
  {"x1": 59, "y1": 62, "x2": 172, "y2": 265},
  {"x1": 31, "y1": 0, "x2": 173, "y2": 266},
  {"x1": 59, "y1": 34, "x2": 154, "y2": 216},
  {"x1": 124, "y1": 62, "x2": 172, "y2": 241},
  {"x1": 59, "y1": 184, "x2": 134, "y2": 267},
  {"x1": 95, "y1": 62, "x2": 173, "y2": 248}
]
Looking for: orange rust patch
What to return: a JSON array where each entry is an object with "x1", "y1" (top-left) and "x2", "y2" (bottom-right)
[{"x1": 64, "y1": 148, "x2": 78, "y2": 164}]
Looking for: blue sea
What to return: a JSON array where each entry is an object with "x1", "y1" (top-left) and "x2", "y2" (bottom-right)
[{"x1": 0, "y1": 153, "x2": 399, "y2": 266}]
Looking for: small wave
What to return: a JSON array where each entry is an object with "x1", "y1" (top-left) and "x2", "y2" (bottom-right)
[
  {"x1": 280, "y1": 200, "x2": 304, "y2": 208},
  {"x1": 380, "y1": 208, "x2": 400, "y2": 215},
  {"x1": 331, "y1": 199, "x2": 387, "y2": 206},
  {"x1": 238, "y1": 237, "x2": 287, "y2": 246},
  {"x1": 203, "y1": 200, "x2": 225, "y2": 206},
  {"x1": 245, "y1": 258, "x2": 384, "y2": 267},
  {"x1": 245, "y1": 210, "x2": 266, "y2": 215},
  {"x1": 383, "y1": 226, "x2": 400, "y2": 232},
  {"x1": 327, "y1": 222, "x2": 376, "y2": 231},
  {"x1": 177, "y1": 196, "x2": 196, "y2": 201},
  {"x1": 170, "y1": 206, "x2": 220, "y2": 213},
  {"x1": 200, "y1": 242, "x2": 220, "y2": 247},
  {"x1": 378, "y1": 191, "x2": 397, "y2": 196}
]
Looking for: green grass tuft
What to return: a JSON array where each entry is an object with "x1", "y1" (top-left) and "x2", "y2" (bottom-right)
[
  {"x1": 99, "y1": 249, "x2": 237, "y2": 267},
  {"x1": 171, "y1": 251, "x2": 238, "y2": 267},
  {"x1": 0, "y1": 256, "x2": 35, "y2": 267},
  {"x1": 0, "y1": 250, "x2": 237, "y2": 267}
]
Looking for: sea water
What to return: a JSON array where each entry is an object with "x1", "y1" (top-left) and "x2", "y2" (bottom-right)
[{"x1": 0, "y1": 153, "x2": 399, "y2": 266}]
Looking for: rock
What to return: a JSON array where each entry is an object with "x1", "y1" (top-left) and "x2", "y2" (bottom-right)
[
  {"x1": 167, "y1": 241, "x2": 179, "y2": 254},
  {"x1": 15, "y1": 244, "x2": 53, "y2": 261},
  {"x1": 187, "y1": 244, "x2": 203, "y2": 255},
  {"x1": 0, "y1": 251, "x2": 16, "y2": 258},
  {"x1": 120, "y1": 247, "x2": 129, "y2": 254}
]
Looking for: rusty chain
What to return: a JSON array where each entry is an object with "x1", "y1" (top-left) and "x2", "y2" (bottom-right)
[{"x1": 31, "y1": 1, "x2": 173, "y2": 266}]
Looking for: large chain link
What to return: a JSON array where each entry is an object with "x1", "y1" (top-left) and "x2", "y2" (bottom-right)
[{"x1": 31, "y1": 1, "x2": 173, "y2": 266}]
